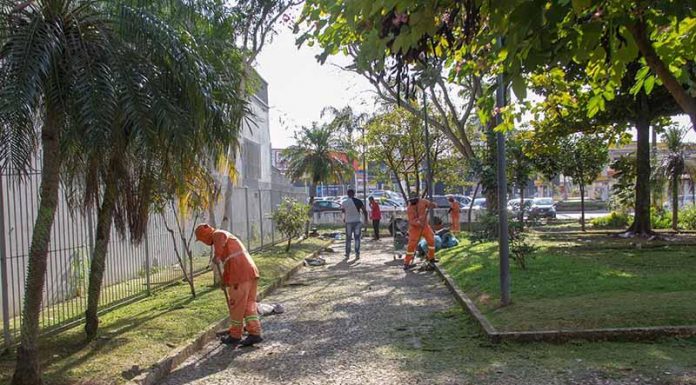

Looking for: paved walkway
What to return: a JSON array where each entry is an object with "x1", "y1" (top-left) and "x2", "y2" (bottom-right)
[
  {"x1": 160, "y1": 238, "x2": 457, "y2": 385},
  {"x1": 159, "y1": 238, "x2": 691, "y2": 385}
]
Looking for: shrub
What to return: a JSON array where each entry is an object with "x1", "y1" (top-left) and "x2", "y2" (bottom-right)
[
  {"x1": 590, "y1": 212, "x2": 631, "y2": 229},
  {"x1": 272, "y1": 198, "x2": 309, "y2": 252},
  {"x1": 469, "y1": 214, "x2": 536, "y2": 269},
  {"x1": 509, "y1": 221, "x2": 537, "y2": 270},
  {"x1": 650, "y1": 207, "x2": 671, "y2": 230},
  {"x1": 679, "y1": 205, "x2": 696, "y2": 230}
]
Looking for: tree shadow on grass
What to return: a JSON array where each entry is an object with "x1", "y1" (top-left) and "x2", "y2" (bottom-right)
[{"x1": 8, "y1": 285, "x2": 221, "y2": 384}]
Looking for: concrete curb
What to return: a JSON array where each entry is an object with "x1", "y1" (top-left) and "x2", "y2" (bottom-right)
[
  {"x1": 432, "y1": 262, "x2": 696, "y2": 344},
  {"x1": 127, "y1": 241, "x2": 333, "y2": 385}
]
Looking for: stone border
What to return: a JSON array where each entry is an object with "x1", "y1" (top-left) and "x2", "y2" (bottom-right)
[
  {"x1": 432, "y1": 262, "x2": 696, "y2": 344},
  {"x1": 128, "y1": 240, "x2": 333, "y2": 385}
]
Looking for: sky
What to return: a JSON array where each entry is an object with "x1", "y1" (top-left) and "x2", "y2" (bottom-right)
[{"x1": 255, "y1": 25, "x2": 376, "y2": 149}]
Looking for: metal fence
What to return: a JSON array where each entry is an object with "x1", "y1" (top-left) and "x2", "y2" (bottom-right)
[{"x1": 0, "y1": 170, "x2": 306, "y2": 347}]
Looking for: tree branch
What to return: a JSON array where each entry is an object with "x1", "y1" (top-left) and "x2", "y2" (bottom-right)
[{"x1": 628, "y1": 20, "x2": 696, "y2": 130}]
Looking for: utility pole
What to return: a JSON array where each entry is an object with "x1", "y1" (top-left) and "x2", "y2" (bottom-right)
[
  {"x1": 496, "y1": 38, "x2": 511, "y2": 306},
  {"x1": 362, "y1": 126, "x2": 367, "y2": 200},
  {"x1": 423, "y1": 85, "x2": 434, "y2": 225}
]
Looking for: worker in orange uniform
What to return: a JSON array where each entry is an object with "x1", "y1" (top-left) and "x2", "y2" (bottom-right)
[
  {"x1": 404, "y1": 191, "x2": 437, "y2": 270},
  {"x1": 448, "y1": 196, "x2": 461, "y2": 233},
  {"x1": 195, "y1": 224, "x2": 262, "y2": 347}
]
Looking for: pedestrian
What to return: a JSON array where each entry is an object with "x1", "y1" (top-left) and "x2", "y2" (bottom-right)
[
  {"x1": 341, "y1": 189, "x2": 368, "y2": 259},
  {"x1": 404, "y1": 191, "x2": 437, "y2": 270},
  {"x1": 194, "y1": 224, "x2": 263, "y2": 347},
  {"x1": 448, "y1": 196, "x2": 461, "y2": 233},
  {"x1": 368, "y1": 196, "x2": 382, "y2": 240}
]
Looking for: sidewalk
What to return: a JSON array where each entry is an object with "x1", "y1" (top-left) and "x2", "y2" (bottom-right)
[
  {"x1": 159, "y1": 238, "x2": 696, "y2": 385},
  {"x1": 160, "y1": 238, "x2": 457, "y2": 385}
]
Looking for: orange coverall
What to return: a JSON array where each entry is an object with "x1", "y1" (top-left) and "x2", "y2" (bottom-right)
[
  {"x1": 195, "y1": 226, "x2": 261, "y2": 339},
  {"x1": 405, "y1": 198, "x2": 436, "y2": 266},
  {"x1": 449, "y1": 200, "x2": 461, "y2": 233}
]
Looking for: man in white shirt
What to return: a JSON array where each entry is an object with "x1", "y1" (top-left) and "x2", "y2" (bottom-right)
[{"x1": 341, "y1": 189, "x2": 368, "y2": 259}]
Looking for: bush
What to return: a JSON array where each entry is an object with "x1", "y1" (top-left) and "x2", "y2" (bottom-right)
[
  {"x1": 650, "y1": 207, "x2": 671, "y2": 230},
  {"x1": 590, "y1": 212, "x2": 631, "y2": 229},
  {"x1": 678, "y1": 205, "x2": 696, "y2": 230},
  {"x1": 509, "y1": 221, "x2": 537, "y2": 270},
  {"x1": 271, "y1": 198, "x2": 309, "y2": 252},
  {"x1": 469, "y1": 214, "x2": 536, "y2": 269}
]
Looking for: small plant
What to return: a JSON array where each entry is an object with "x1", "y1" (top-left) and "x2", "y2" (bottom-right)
[
  {"x1": 469, "y1": 213, "x2": 499, "y2": 244},
  {"x1": 650, "y1": 207, "x2": 672, "y2": 230},
  {"x1": 470, "y1": 214, "x2": 537, "y2": 269},
  {"x1": 509, "y1": 220, "x2": 537, "y2": 270},
  {"x1": 591, "y1": 212, "x2": 631, "y2": 229},
  {"x1": 679, "y1": 205, "x2": 696, "y2": 230},
  {"x1": 272, "y1": 198, "x2": 309, "y2": 252}
]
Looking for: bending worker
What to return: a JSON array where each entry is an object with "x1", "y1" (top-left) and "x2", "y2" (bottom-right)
[
  {"x1": 448, "y1": 196, "x2": 461, "y2": 233},
  {"x1": 195, "y1": 224, "x2": 262, "y2": 347},
  {"x1": 404, "y1": 191, "x2": 437, "y2": 270}
]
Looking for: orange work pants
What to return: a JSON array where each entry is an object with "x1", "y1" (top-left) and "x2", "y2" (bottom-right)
[
  {"x1": 451, "y1": 213, "x2": 460, "y2": 233},
  {"x1": 225, "y1": 279, "x2": 261, "y2": 339},
  {"x1": 405, "y1": 225, "x2": 435, "y2": 265}
]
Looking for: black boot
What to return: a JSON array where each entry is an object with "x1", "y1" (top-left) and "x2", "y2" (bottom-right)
[
  {"x1": 220, "y1": 335, "x2": 241, "y2": 346},
  {"x1": 240, "y1": 334, "x2": 263, "y2": 346}
]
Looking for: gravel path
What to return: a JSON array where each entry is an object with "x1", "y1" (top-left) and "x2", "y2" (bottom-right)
[
  {"x1": 159, "y1": 238, "x2": 695, "y2": 385},
  {"x1": 160, "y1": 238, "x2": 457, "y2": 385}
]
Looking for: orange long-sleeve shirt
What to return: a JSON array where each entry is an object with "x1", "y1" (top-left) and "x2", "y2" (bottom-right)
[
  {"x1": 407, "y1": 198, "x2": 435, "y2": 229},
  {"x1": 212, "y1": 230, "x2": 259, "y2": 285}
]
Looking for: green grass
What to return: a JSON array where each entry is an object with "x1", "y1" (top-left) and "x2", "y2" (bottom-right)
[
  {"x1": 384, "y1": 307, "x2": 696, "y2": 384},
  {"x1": 0, "y1": 238, "x2": 329, "y2": 385},
  {"x1": 438, "y1": 233, "x2": 696, "y2": 331}
]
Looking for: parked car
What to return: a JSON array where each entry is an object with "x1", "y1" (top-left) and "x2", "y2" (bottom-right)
[
  {"x1": 431, "y1": 195, "x2": 453, "y2": 208},
  {"x1": 529, "y1": 197, "x2": 556, "y2": 219},
  {"x1": 453, "y1": 195, "x2": 471, "y2": 207},
  {"x1": 507, "y1": 198, "x2": 532, "y2": 217},
  {"x1": 311, "y1": 200, "x2": 342, "y2": 213},
  {"x1": 471, "y1": 198, "x2": 487, "y2": 210},
  {"x1": 662, "y1": 195, "x2": 695, "y2": 211}
]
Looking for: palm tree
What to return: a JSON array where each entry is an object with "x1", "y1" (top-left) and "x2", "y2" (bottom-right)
[
  {"x1": 321, "y1": 106, "x2": 367, "y2": 192},
  {"x1": 0, "y1": 1, "x2": 244, "y2": 382},
  {"x1": 0, "y1": 2, "x2": 120, "y2": 383},
  {"x1": 60, "y1": 1, "x2": 246, "y2": 340},
  {"x1": 655, "y1": 127, "x2": 696, "y2": 230},
  {"x1": 283, "y1": 123, "x2": 353, "y2": 235}
]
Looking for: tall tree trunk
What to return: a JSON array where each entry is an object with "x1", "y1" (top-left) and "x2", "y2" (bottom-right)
[
  {"x1": 626, "y1": 99, "x2": 653, "y2": 236},
  {"x1": 580, "y1": 183, "x2": 586, "y2": 232},
  {"x1": 672, "y1": 176, "x2": 679, "y2": 231},
  {"x1": 12, "y1": 117, "x2": 62, "y2": 385},
  {"x1": 468, "y1": 183, "x2": 480, "y2": 231},
  {"x1": 219, "y1": 176, "x2": 235, "y2": 232},
  {"x1": 84, "y1": 176, "x2": 118, "y2": 339},
  {"x1": 305, "y1": 184, "x2": 316, "y2": 237},
  {"x1": 518, "y1": 186, "x2": 525, "y2": 228}
]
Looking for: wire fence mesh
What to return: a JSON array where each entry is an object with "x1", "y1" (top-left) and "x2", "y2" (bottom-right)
[{"x1": 0, "y1": 171, "x2": 306, "y2": 347}]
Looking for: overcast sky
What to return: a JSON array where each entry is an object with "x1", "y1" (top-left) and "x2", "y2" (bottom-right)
[{"x1": 255, "y1": 25, "x2": 376, "y2": 149}]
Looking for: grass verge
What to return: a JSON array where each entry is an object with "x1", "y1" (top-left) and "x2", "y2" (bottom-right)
[
  {"x1": 437, "y1": 233, "x2": 696, "y2": 331},
  {"x1": 0, "y1": 237, "x2": 328, "y2": 385}
]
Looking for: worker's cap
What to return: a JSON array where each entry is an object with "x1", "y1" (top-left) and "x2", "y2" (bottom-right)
[
  {"x1": 408, "y1": 191, "x2": 419, "y2": 200},
  {"x1": 194, "y1": 224, "x2": 215, "y2": 245}
]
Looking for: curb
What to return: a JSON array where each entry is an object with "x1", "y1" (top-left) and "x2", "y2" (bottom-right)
[
  {"x1": 432, "y1": 262, "x2": 696, "y2": 344},
  {"x1": 128, "y1": 241, "x2": 333, "y2": 385}
]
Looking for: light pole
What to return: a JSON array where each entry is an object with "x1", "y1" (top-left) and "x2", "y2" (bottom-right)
[
  {"x1": 362, "y1": 126, "x2": 367, "y2": 200},
  {"x1": 422, "y1": 84, "x2": 434, "y2": 225},
  {"x1": 496, "y1": 38, "x2": 511, "y2": 306}
]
